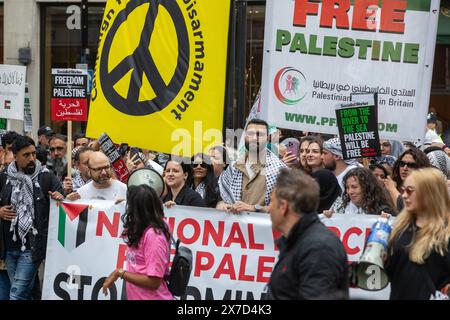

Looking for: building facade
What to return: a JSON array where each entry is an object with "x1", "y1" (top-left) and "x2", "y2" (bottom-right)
[{"x1": 1, "y1": 0, "x2": 450, "y2": 139}]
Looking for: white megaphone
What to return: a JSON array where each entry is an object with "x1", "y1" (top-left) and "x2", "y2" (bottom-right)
[
  {"x1": 354, "y1": 217, "x2": 392, "y2": 291},
  {"x1": 127, "y1": 167, "x2": 165, "y2": 197}
]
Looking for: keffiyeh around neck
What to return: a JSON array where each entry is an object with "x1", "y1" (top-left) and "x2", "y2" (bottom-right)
[
  {"x1": 7, "y1": 160, "x2": 47, "y2": 251},
  {"x1": 194, "y1": 181, "x2": 207, "y2": 199}
]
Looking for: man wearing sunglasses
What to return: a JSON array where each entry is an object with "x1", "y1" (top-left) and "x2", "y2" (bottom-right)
[
  {"x1": 219, "y1": 119, "x2": 287, "y2": 214},
  {"x1": 66, "y1": 152, "x2": 127, "y2": 202}
]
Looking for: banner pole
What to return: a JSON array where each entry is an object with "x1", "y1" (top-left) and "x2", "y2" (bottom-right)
[{"x1": 67, "y1": 120, "x2": 72, "y2": 177}]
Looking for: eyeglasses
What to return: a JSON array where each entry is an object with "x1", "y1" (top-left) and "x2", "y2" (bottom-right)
[
  {"x1": 400, "y1": 186, "x2": 415, "y2": 196},
  {"x1": 245, "y1": 131, "x2": 267, "y2": 137},
  {"x1": 89, "y1": 165, "x2": 111, "y2": 173},
  {"x1": 191, "y1": 162, "x2": 207, "y2": 169},
  {"x1": 398, "y1": 161, "x2": 417, "y2": 169},
  {"x1": 49, "y1": 146, "x2": 64, "y2": 152}
]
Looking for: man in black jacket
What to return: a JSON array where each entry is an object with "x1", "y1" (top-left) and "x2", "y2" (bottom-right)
[
  {"x1": 0, "y1": 135, "x2": 63, "y2": 300},
  {"x1": 267, "y1": 168, "x2": 349, "y2": 300}
]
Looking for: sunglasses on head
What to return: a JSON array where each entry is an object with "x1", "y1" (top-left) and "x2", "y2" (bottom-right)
[
  {"x1": 191, "y1": 162, "x2": 208, "y2": 169},
  {"x1": 398, "y1": 161, "x2": 417, "y2": 169},
  {"x1": 400, "y1": 186, "x2": 415, "y2": 196}
]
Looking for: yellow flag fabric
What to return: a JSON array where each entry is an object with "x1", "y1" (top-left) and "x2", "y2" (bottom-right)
[{"x1": 87, "y1": 0, "x2": 230, "y2": 156}]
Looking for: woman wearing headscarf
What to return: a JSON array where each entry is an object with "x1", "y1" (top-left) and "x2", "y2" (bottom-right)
[
  {"x1": 423, "y1": 146, "x2": 450, "y2": 179},
  {"x1": 311, "y1": 169, "x2": 342, "y2": 213},
  {"x1": 380, "y1": 140, "x2": 406, "y2": 159}
]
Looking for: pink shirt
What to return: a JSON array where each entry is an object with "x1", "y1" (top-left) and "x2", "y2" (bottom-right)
[{"x1": 125, "y1": 227, "x2": 173, "y2": 300}]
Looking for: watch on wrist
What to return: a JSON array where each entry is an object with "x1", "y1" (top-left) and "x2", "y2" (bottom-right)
[
  {"x1": 118, "y1": 268, "x2": 125, "y2": 279},
  {"x1": 254, "y1": 204, "x2": 263, "y2": 212}
]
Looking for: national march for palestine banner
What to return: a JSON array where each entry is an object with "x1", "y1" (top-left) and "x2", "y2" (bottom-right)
[
  {"x1": 43, "y1": 200, "x2": 390, "y2": 300},
  {"x1": 260, "y1": 0, "x2": 440, "y2": 142},
  {"x1": 87, "y1": 0, "x2": 231, "y2": 156}
]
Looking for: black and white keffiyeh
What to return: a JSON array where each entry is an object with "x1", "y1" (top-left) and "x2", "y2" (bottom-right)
[
  {"x1": 72, "y1": 170, "x2": 90, "y2": 191},
  {"x1": 7, "y1": 160, "x2": 48, "y2": 251},
  {"x1": 219, "y1": 149, "x2": 287, "y2": 205},
  {"x1": 195, "y1": 181, "x2": 207, "y2": 199}
]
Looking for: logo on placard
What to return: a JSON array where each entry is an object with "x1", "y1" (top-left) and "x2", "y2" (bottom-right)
[
  {"x1": 100, "y1": 0, "x2": 190, "y2": 116},
  {"x1": 274, "y1": 67, "x2": 307, "y2": 105}
]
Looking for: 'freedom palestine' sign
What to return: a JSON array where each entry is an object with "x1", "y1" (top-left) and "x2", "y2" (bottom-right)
[{"x1": 336, "y1": 94, "x2": 381, "y2": 160}]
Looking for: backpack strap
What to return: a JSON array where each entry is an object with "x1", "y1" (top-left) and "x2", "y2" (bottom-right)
[{"x1": 170, "y1": 234, "x2": 180, "y2": 253}]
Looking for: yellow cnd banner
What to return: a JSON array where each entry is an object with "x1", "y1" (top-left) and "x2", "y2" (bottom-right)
[{"x1": 87, "y1": 0, "x2": 230, "y2": 156}]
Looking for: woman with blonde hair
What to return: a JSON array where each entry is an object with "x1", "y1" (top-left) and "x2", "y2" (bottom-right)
[{"x1": 386, "y1": 168, "x2": 450, "y2": 300}]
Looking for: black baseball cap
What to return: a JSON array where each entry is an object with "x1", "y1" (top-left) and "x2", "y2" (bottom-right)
[
  {"x1": 37, "y1": 126, "x2": 54, "y2": 137},
  {"x1": 427, "y1": 112, "x2": 437, "y2": 124}
]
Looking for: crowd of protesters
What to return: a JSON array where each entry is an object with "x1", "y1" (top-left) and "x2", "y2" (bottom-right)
[{"x1": 0, "y1": 111, "x2": 449, "y2": 300}]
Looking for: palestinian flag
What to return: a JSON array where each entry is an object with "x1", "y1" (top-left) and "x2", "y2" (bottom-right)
[{"x1": 57, "y1": 202, "x2": 90, "y2": 251}]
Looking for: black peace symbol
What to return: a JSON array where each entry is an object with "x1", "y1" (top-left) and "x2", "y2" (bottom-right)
[{"x1": 100, "y1": 0, "x2": 189, "y2": 116}]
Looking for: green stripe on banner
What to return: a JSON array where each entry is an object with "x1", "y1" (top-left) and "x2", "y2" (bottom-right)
[
  {"x1": 311, "y1": 1, "x2": 432, "y2": 12},
  {"x1": 58, "y1": 205, "x2": 66, "y2": 247}
]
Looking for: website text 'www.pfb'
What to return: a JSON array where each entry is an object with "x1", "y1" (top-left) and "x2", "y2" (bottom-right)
[{"x1": 285, "y1": 112, "x2": 398, "y2": 133}]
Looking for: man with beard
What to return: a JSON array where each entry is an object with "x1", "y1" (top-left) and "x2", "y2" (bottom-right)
[
  {"x1": 321, "y1": 137, "x2": 359, "y2": 192},
  {"x1": 219, "y1": 119, "x2": 287, "y2": 213},
  {"x1": 66, "y1": 151, "x2": 126, "y2": 201},
  {"x1": 62, "y1": 146, "x2": 94, "y2": 195},
  {"x1": 0, "y1": 135, "x2": 63, "y2": 300},
  {"x1": 47, "y1": 134, "x2": 68, "y2": 182}
]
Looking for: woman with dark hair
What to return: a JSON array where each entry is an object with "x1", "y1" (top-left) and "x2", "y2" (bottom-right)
[
  {"x1": 305, "y1": 136, "x2": 324, "y2": 173},
  {"x1": 325, "y1": 167, "x2": 396, "y2": 217},
  {"x1": 162, "y1": 157, "x2": 206, "y2": 208},
  {"x1": 188, "y1": 153, "x2": 227, "y2": 209},
  {"x1": 208, "y1": 145, "x2": 230, "y2": 178},
  {"x1": 384, "y1": 148, "x2": 431, "y2": 211},
  {"x1": 369, "y1": 163, "x2": 389, "y2": 181},
  {"x1": 102, "y1": 185, "x2": 173, "y2": 300},
  {"x1": 311, "y1": 169, "x2": 342, "y2": 212}
]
